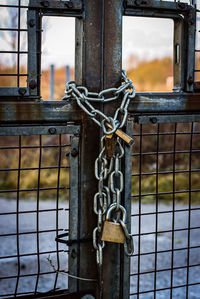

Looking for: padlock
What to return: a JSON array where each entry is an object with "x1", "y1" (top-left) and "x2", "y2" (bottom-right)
[
  {"x1": 105, "y1": 134, "x2": 117, "y2": 159},
  {"x1": 106, "y1": 122, "x2": 134, "y2": 146},
  {"x1": 101, "y1": 203, "x2": 127, "y2": 244}
]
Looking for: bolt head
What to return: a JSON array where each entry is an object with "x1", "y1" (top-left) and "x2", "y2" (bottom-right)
[
  {"x1": 28, "y1": 19, "x2": 35, "y2": 28},
  {"x1": 135, "y1": 0, "x2": 142, "y2": 5},
  {"x1": 29, "y1": 79, "x2": 37, "y2": 90},
  {"x1": 143, "y1": 0, "x2": 151, "y2": 4},
  {"x1": 64, "y1": 1, "x2": 73, "y2": 8},
  {"x1": 40, "y1": 0, "x2": 49, "y2": 7},
  {"x1": 48, "y1": 127, "x2": 57, "y2": 135},
  {"x1": 150, "y1": 117, "x2": 157, "y2": 124},
  {"x1": 178, "y1": 2, "x2": 186, "y2": 9},
  {"x1": 18, "y1": 88, "x2": 27, "y2": 96},
  {"x1": 71, "y1": 249, "x2": 77, "y2": 259},
  {"x1": 189, "y1": 18, "x2": 195, "y2": 26},
  {"x1": 187, "y1": 76, "x2": 193, "y2": 85},
  {"x1": 71, "y1": 148, "x2": 78, "y2": 157}
]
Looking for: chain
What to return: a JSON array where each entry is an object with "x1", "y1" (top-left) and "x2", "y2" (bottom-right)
[
  {"x1": 64, "y1": 70, "x2": 134, "y2": 294},
  {"x1": 63, "y1": 70, "x2": 135, "y2": 135},
  {"x1": 93, "y1": 137, "x2": 134, "y2": 265}
]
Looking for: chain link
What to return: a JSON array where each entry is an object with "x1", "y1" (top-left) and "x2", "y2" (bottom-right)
[
  {"x1": 64, "y1": 71, "x2": 134, "y2": 283},
  {"x1": 63, "y1": 70, "x2": 135, "y2": 135}
]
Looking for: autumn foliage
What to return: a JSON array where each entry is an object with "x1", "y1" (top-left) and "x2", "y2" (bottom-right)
[{"x1": 127, "y1": 56, "x2": 173, "y2": 92}]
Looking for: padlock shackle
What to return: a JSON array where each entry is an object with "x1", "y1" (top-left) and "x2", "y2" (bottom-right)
[{"x1": 106, "y1": 203, "x2": 126, "y2": 223}]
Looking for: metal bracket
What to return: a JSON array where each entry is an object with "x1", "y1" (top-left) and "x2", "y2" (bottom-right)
[{"x1": 55, "y1": 232, "x2": 92, "y2": 246}]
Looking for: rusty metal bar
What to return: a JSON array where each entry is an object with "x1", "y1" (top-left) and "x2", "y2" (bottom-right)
[
  {"x1": 186, "y1": 8, "x2": 196, "y2": 92},
  {"x1": 27, "y1": 9, "x2": 40, "y2": 97},
  {"x1": 74, "y1": 0, "x2": 103, "y2": 297},
  {"x1": 0, "y1": 101, "x2": 81, "y2": 123},
  {"x1": 69, "y1": 135, "x2": 80, "y2": 293},
  {"x1": 1, "y1": 93, "x2": 200, "y2": 124},
  {"x1": 128, "y1": 93, "x2": 200, "y2": 113},
  {"x1": 102, "y1": 1, "x2": 124, "y2": 298}
]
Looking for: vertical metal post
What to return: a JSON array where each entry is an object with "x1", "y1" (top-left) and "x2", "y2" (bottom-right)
[
  {"x1": 28, "y1": 9, "x2": 40, "y2": 97},
  {"x1": 123, "y1": 119, "x2": 134, "y2": 298},
  {"x1": 74, "y1": 0, "x2": 126, "y2": 298},
  {"x1": 75, "y1": 0, "x2": 103, "y2": 297},
  {"x1": 69, "y1": 135, "x2": 80, "y2": 293},
  {"x1": 173, "y1": 18, "x2": 184, "y2": 91},
  {"x1": 102, "y1": 1, "x2": 124, "y2": 298},
  {"x1": 66, "y1": 65, "x2": 71, "y2": 82},
  {"x1": 186, "y1": 7, "x2": 196, "y2": 92},
  {"x1": 50, "y1": 64, "x2": 54, "y2": 101}
]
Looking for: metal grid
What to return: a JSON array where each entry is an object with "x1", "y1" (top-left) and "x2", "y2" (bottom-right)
[
  {"x1": 0, "y1": 0, "x2": 81, "y2": 98},
  {"x1": 130, "y1": 121, "x2": 200, "y2": 298},
  {"x1": 0, "y1": 132, "x2": 71, "y2": 298},
  {"x1": 0, "y1": 0, "x2": 29, "y2": 90}
]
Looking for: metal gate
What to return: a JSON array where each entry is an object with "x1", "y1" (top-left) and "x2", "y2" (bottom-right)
[{"x1": 0, "y1": 0, "x2": 200, "y2": 298}]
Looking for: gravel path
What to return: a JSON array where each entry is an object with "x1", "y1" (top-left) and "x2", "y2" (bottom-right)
[{"x1": 0, "y1": 199, "x2": 200, "y2": 298}]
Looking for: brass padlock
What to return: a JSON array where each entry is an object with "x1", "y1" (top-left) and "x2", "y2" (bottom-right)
[
  {"x1": 101, "y1": 221, "x2": 125, "y2": 243},
  {"x1": 105, "y1": 134, "x2": 117, "y2": 159},
  {"x1": 101, "y1": 203, "x2": 127, "y2": 244},
  {"x1": 106, "y1": 122, "x2": 134, "y2": 146}
]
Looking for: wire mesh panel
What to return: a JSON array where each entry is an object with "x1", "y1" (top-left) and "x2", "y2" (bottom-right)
[
  {"x1": 0, "y1": 0, "x2": 29, "y2": 93},
  {"x1": 130, "y1": 121, "x2": 200, "y2": 298},
  {"x1": 0, "y1": 0, "x2": 81, "y2": 98},
  {"x1": 0, "y1": 130, "x2": 74, "y2": 298}
]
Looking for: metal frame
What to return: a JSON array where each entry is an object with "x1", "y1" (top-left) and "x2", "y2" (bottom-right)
[
  {"x1": 0, "y1": 0, "x2": 200, "y2": 299},
  {"x1": 27, "y1": 0, "x2": 83, "y2": 99},
  {"x1": 0, "y1": 0, "x2": 197, "y2": 99},
  {"x1": 124, "y1": 0, "x2": 196, "y2": 92},
  {"x1": 0, "y1": 124, "x2": 80, "y2": 298},
  {"x1": 0, "y1": 0, "x2": 82, "y2": 99}
]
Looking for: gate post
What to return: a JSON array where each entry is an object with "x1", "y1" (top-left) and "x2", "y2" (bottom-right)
[
  {"x1": 74, "y1": 1, "x2": 126, "y2": 298},
  {"x1": 74, "y1": 1, "x2": 103, "y2": 297},
  {"x1": 102, "y1": 1, "x2": 125, "y2": 299}
]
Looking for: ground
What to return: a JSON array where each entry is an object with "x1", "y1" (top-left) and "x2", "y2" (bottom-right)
[{"x1": 0, "y1": 199, "x2": 200, "y2": 298}]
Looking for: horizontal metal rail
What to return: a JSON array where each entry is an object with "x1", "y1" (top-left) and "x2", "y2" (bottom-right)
[{"x1": 1, "y1": 94, "x2": 200, "y2": 123}]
